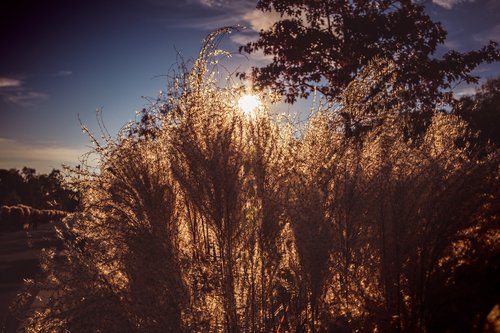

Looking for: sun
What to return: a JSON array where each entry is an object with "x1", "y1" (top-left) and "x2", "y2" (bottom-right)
[{"x1": 238, "y1": 94, "x2": 261, "y2": 116}]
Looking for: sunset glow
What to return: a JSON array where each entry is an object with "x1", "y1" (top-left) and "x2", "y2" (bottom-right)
[{"x1": 238, "y1": 94, "x2": 261, "y2": 116}]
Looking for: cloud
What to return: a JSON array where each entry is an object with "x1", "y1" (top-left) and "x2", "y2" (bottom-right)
[
  {"x1": 52, "y1": 70, "x2": 73, "y2": 77},
  {"x1": 144, "y1": 0, "x2": 224, "y2": 10},
  {"x1": 471, "y1": 64, "x2": 495, "y2": 75},
  {"x1": 0, "y1": 77, "x2": 48, "y2": 107},
  {"x1": 180, "y1": 2, "x2": 290, "y2": 35},
  {"x1": 242, "y1": 9, "x2": 282, "y2": 32},
  {"x1": 151, "y1": 0, "x2": 276, "y2": 68},
  {"x1": 487, "y1": 24, "x2": 500, "y2": 41},
  {"x1": 188, "y1": 0, "x2": 240, "y2": 8},
  {"x1": 443, "y1": 39, "x2": 462, "y2": 50},
  {"x1": 453, "y1": 85, "x2": 477, "y2": 97},
  {"x1": 0, "y1": 77, "x2": 23, "y2": 88},
  {"x1": 2, "y1": 91, "x2": 49, "y2": 107},
  {"x1": 164, "y1": 0, "x2": 258, "y2": 30},
  {"x1": 473, "y1": 24, "x2": 500, "y2": 43},
  {"x1": 0, "y1": 138, "x2": 87, "y2": 173},
  {"x1": 194, "y1": 0, "x2": 225, "y2": 7},
  {"x1": 432, "y1": 0, "x2": 475, "y2": 9},
  {"x1": 230, "y1": 33, "x2": 256, "y2": 46},
  {"x1": 230, "y1": 34, "x2": 273, "y2": 64}
]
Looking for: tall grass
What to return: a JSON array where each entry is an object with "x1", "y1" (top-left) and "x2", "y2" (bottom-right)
[{"x1": 13, "y1": 28, "x2": 500, "y2": 333}]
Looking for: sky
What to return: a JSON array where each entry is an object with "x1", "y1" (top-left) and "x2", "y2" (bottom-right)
[{"x1": 0, "y1": 0, "x2": 499, "y2": 173}]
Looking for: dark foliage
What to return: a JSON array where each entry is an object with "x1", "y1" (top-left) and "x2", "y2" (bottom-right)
[
  {"x1": 0, "y1": 205, "x2": 67, "y2": 231},
  {"x1": 0, "y1": 167, "x2": 78, "y2": 212},
  {"x1": 241, "y1": 0, "x2": 500, "y2": 107},
  {"x1": 455, "y1": 77, "x2": 500, "y2": 149}
]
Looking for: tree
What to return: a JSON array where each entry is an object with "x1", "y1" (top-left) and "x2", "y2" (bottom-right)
[
  {"x1": 0, "y1": 167, "x2": 78, "y2": 210},
  {"x1": 455, "y1": 76, "x2": 500, "y2": 148},
  {"x1": 241, "y1": 0, "x2": 499, "y2": 108},
  {"x1": 0, "y1": 168, "x2": 24, "y2": 206}
]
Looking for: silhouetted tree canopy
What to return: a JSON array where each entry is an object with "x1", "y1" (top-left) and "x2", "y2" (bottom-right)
[
  {"x1": 241, "y1": 0, "x2": 500, "y2": 107},
  {"x1": 0, "y1": 167, "x2": 78, "y2": 211},
  {"x1": 455, "y1": 77, "x2": 500, "y2": 148}
]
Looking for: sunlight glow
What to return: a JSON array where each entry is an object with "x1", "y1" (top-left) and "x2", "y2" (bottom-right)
[{"x1": 238, "y1": 94, "x2": 261, "y2": 116}]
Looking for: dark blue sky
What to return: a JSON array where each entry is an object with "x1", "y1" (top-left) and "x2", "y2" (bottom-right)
[{"x1": 0, "y1": 0, "x2": 499, "y2": 172}]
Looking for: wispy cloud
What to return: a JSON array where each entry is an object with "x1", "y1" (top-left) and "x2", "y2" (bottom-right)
[
  {"x1": 0, "y1": 76, "x2": 48, "y2": 107},
  {"x1": 0, "y1": 138, "x2": 87, "y2": 173},
  {"x1": 454, "y1": 86, "x2": 477, "y2": 97},
  {"x1": 193, "y1": 0, "x2": 226, "y2": 7},
  {"x1": 473, "y1": 24, "x2": 500, "y2": 43},
  {"x1": 2, "y1": 91, "x2": 49, "y2": 107},
  {"x1": 443, "y1": 39, "x2": 462, "y2": 50},
  {"x1": 432, "y1": 0, "x2": 475, "y2": 9},
  {"x1": 52, "y1": 70, "x2": 73, "y2": 77},
  {"x1": 0, "y1": 77, "x2": 23, "y2": 88},
  {"x1": 149, "y1": 0, "x2": 277, "y2": 69},
  {"x1": 230, "y1": 34, "x2": 273, "y2": 64},
  {"x1": 174, "y1": 1, "x2": 288, "y2": 39},
  {"x1": 230, "y1": 33, "x2": 255, "y2": 46},
  {"x1": 188, "y1": 0, "x2": 243, "y2": 8},
  {"x1": 163, "y1": 0, "x2": 257, "y2": 30}
]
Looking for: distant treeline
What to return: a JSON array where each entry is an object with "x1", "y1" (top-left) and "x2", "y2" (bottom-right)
[
  {"x1": 0, "y1": 167, "x2": 78, "y2": 212},
  {"x1": 0, "y1": 204, "x2": 67, "y2": 231}
]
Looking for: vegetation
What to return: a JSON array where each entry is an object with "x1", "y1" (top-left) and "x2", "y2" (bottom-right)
[
  {"x1": 455, "y1": 77, "x2": 500, "y2": 149},
  {"x1": 0, "y1": 205, "x2": 67, "y2": 231},
  {"x1": 11, "y1": 27, "x2": 499, "y2": 332},
  {"x1": 0, "y1": 168, "x2": 78, "y2": 231},
  {"x1": 241, "y1": 0, "x2": 499, "y2": 107},
  {"x1": 0, "y1": 167, "x2": 79, "y2": 212}
]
